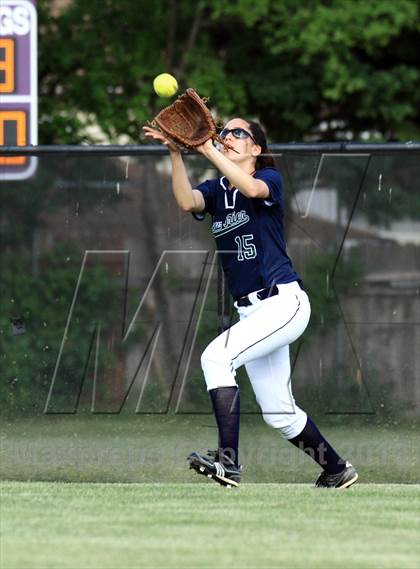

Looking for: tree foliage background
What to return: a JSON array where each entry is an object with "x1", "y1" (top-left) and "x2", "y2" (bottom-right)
[{"x1": 38, "y1": 0, "x2": 420, "y2": 144}]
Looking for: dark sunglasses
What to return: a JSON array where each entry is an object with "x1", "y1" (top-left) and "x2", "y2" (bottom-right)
[{"x1": 219, "y1": 127, "x2": 257, "y2": 144}]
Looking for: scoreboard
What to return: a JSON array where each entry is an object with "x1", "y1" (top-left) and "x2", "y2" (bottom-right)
[{"x1": 0, "y1": 0, "x2": 37, "y2": 180}]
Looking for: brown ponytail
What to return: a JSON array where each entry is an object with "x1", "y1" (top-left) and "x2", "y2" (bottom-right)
[{"x1": 247, "y1": 121, "x2": 275, "y2": 170}]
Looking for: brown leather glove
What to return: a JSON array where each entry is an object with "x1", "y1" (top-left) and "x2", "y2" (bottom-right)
[{"x1": 149, "y1": 88, "x2": 233, "y2": 151}]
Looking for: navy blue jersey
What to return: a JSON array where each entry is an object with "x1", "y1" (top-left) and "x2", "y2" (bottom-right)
[{"x1": 193, "y1": 167, "x2": 302, "y2": 299}]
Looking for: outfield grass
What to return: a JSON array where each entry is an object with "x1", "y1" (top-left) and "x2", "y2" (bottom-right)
[
  {"x1": 1, "y1": 415, "x2": 419, "y2": 483},
  {"x1": 1, "y1": 481, "x2": 419, "y2": 569},
  {"x1": 1, "y1": 417, "x2": 418, "y2": 568}
]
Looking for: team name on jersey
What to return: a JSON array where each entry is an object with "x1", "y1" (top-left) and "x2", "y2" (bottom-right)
[{"x1": 212, "y1": 210, "x2": 250, "y2": 237}]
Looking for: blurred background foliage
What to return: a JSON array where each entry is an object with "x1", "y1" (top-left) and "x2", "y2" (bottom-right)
[
  {"x1": 0, "y1": 245, "x2": 121, "y2": 414},
  {"x1": 37, "y1": 0, "x2": 420, "y2": 144}
]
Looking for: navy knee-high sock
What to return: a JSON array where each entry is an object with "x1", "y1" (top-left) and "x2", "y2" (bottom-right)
[
  {"x1": 209, "y1": 387, "x2": 240, "y2": 467},
  {"x1": 288, "y1": 416, "x2": 345, "y2": 474}
]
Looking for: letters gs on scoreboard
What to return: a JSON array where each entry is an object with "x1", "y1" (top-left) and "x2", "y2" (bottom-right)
[
  {"x1": 0, "y1": 0, "x2": 37, "y2": 180},
  {"x1": 0, "y1": 6, "x2": 32, "y2": 35}
]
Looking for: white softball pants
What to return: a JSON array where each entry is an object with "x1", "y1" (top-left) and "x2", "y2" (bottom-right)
[{"x1": 201, "y1": 281, "x2": 311, "y2": 439}]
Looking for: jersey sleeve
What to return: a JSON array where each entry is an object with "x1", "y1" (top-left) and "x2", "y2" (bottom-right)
[
  {"x1": 191, "y1": 179, "x2": 217, "y2": 221},
  {"x1": 254, "y1": 168, "x2": 284, "y2": 208}
]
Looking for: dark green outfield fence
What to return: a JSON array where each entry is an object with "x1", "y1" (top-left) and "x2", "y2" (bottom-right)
[{"x1": 1, "y1": 143, "x2": 419, "y2": 419}]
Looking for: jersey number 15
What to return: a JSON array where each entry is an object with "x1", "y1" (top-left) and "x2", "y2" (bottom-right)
[{"x1": 234, "y1": 234, "x2": 257, "y2": 261}]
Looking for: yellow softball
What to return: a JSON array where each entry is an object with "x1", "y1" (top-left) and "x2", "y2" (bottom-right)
[{"x1": 153, "y1": 73, "x2": 178, "y2": 98}]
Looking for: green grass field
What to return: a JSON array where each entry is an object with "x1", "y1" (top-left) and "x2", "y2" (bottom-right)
[
  {"x1": 1, "y1": 415, "x2": 419, "y2": 483},
  {"x1": 1, "y1": 482, "x2": 419, "y2": 569},
  {"x1": 1, "y1": 415, "x2": 419, "y2": 568}
]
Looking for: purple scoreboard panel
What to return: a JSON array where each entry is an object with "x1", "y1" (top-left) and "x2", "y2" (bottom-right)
[{"x1": 0, "y1": 0, "x2": 37, "y2": 180}]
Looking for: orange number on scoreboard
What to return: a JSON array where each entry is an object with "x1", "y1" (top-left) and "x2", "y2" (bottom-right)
[
  {"x1": 0, "y1": 111, "x2": 27, "y2": 165},
  {"x1": 0, "y1": 38, "x2": 15, "y2": 93}
]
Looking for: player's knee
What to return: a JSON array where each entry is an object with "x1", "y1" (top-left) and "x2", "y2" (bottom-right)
[
  {"x1": 262, "y1": 409, "x2": 307, "y2": 439},
  {"x1": 200, "y1": 340, "x2": 237, "y2": 390},
  {"x1": 200, "y1": 342, "x2": 217, "y2": 369},
  {"x1": 200, "y1": 339, "x2": 228, "y2": 369}
]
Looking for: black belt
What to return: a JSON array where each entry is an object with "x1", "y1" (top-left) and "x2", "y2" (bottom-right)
[{"x1": 236, "y1": 286, "x2": 279, "y2": 307}]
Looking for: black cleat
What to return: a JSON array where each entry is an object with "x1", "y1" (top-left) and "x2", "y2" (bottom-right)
[
  {"x1": 187, "y1": 450, "x2": 241, "y2": 488},
  {"x1": 315, "y1": 461, "x2": 358, "y2": 489}
]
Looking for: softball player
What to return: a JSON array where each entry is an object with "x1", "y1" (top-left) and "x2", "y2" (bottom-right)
[{"x1": 143, "y1": 119, "x2": 358, "y2": 489}]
